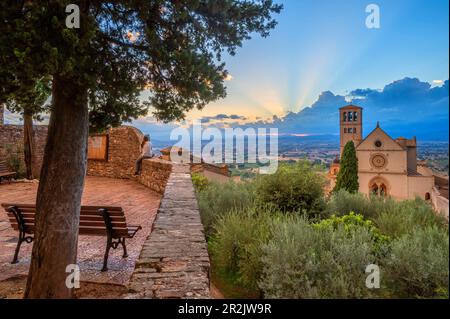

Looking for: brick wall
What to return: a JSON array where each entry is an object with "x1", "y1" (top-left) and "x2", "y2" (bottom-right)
[{"x1": 87, "y1": 126, "x2": 144, "y2": 179}]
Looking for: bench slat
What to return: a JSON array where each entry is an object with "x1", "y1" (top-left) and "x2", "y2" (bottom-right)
[
  {"x1": 8, "y1": 218, "x2": 128, "y2": 229},
  {"x1": 7, "y1": 213, "x2": 126, "y2": 223},
  {"x1": 2, "y1": 204, "x2": 126, "y2": 217},
  {"x1": 8, "y1": 223, "x2": 132, "y2": 237}
]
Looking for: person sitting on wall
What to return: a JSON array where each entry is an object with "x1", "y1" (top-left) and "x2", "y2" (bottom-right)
[{"x1": 134, "y1": 135, "x2": 153, "y2": 175}]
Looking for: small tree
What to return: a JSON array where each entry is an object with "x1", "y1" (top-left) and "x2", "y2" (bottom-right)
[
  {"x1": 5, "y1": 78, "x2": 51, "y2": 179},
  {"x1": 334, "y1": 141, "x2": 359, "y2": 193}
]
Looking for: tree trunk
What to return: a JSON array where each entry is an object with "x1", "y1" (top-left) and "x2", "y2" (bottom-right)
[
  {"x1": 23, "y1": 111, "x2": 34, "y2": 180},
  {"x1": 24, "y1": 76, "x2": 89, "y2": 299}
]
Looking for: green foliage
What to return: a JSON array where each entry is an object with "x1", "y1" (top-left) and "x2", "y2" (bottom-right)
[
  {"x1": 196, "y1": 166, "x2": 448, "y2": 299},
  {"x1": 326, "y1": 189, "x2": 393, "y2": 219},
  {"x1": 384, "y1": 226, "x2": 449, "y2": 298},
  {"x1": 313, "y1": 212, "x2": 390, "y2": 252},
  {"x1": 334, "y1": 141, "x2": 359, "y2": 193},
  {"x1": 209, "y1": 205, "x2": 283, "y2": 292},
  {"x1": 374, "y1": 198, "x2": 447, "y2": 238},
  {"x1": 191, "y1": 173, "x2": 209, "y2": 193},
  {"x1": 327, "y1": 190, "x2": 446, "y2": 237},
  {"x1": 4, "y1": 144, "x2": 25, "y2": 179},
  {"x1": 0, "y1": 1, "x2": 282, "y2": 126},
  {"x1": 5, "y1": 77, "x2": 51, "y2": 121},
  {"x1": 200, "y1": 180, "x2": 449, "y2": 299},
  {"x1": 259, "y1": 217, "x2": 379, "y2": 298},
  {"x1": 255, "y1": 161, "x2": 327, "y2": 218},
  {"x1": 197, "y1": 181, "x2": 256, "y2": 237}
]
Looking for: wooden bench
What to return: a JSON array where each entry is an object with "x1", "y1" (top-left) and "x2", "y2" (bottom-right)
[
  {"x1": 0, "y1": 161, "x2": 16, "y2": 184},
  {"x1": 1, "y1": 203, "x2": 142, "y2": 271}
]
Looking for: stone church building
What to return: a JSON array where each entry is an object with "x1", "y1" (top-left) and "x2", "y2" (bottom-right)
[{"x1": 329, "y1": 105, "x2": 440, "y2": 203}]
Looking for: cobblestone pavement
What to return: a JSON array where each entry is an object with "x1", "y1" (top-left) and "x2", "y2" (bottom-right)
[
  {"x1": 0, "y1": 177, "x2": 161, "y2": 286},
  {"x1": 128, "y1": 164, "x2": 211, "y2": 299}
]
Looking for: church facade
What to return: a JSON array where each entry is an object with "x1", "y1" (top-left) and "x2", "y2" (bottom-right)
[{"x1": 329, "y1": 105, "x2": 435, "y2": 201}]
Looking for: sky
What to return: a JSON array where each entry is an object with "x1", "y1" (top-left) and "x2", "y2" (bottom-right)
[
  {"x1": 175, "y1": 0, "x2": 449, "y2": 122},
  {"x1": 4, "y1": 0, "x2": 449, "y2": 141}
]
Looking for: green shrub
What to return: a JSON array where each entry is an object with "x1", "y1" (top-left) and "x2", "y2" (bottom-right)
[
  {"x1": 384, "y1": 226, "x2": 449, "y2": 298},
  {"x1": 191, "y1": 173, "x2": 209, "y2": 192},
  {"x1": 209, "y1": 205, "x2": 282, "y2": 292},
  {"x1": 259, "y1": 218, "x2": 379, "y2": 298},
  {"x1": 374, "y1": 198, "x2": 447, "y2": 238},
  {"x1": 255, "y1": 161, "x2": 326, "y2": 218},
  {"x1": 313, "y1": 212, "x2": 390, "y2": 254},
  {"x1": 326, "y1": 189, "x2": 394, "y2": 219},
  {"x1": 197, "y1": 181, "x2": 256, "y2": 237}
]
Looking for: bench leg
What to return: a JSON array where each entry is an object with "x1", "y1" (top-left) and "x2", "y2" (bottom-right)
[
  {"x1": 102, "y1": 242, "x2": 112, "y2": 272},
  {"x1": 121, "y1": 238, "x2": 128, "y2": 258},
  {"x1": 12, "y1": 236, "x2": 23, "y2": 264}
]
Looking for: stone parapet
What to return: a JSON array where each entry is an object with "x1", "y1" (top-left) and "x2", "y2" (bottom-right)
[
  {"x1": 136, "y1": 158, "x2": 173, "y2": 194},
  {"x1": 127, "y1": 164, "x2": 211, "y2": 299}
]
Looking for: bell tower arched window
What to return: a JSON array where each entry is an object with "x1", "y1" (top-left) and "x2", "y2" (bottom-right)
[
  {"x1": 343, "y1": 112, "x2": 347, "y2": 122},
  {"x1": 353, "y1": 112, "x2": 358, "y2": 121},
  {"x1": 348, "y1": 112, "x2": 353, "y2": 121}
]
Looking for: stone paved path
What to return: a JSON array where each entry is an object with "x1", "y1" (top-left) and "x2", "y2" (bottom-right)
[
  {"x1": 128, "y1": 164, "x2": 211, "y2": 299},
  {"x1": 0, "y1": 176, "x2": 161, "y2": 286}
]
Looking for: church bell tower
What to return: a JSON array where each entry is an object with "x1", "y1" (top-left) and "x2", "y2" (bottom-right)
[{"x1": 339, "y1": 105, "x2": 362, "y2": 157}]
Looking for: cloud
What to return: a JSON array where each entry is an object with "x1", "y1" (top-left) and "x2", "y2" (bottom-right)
[
  {"x1": 433, "y1": 79, "x2": 444, "y2": 86},
  {"x1": 240, "y1": 77, "x2": 449, "y2": 140},
  {"x1": 199, "y1": 114, "x2": 247, "y2": 123},
  {"x1": 4, "y1": 77, "x2": 446, "y2": 142}
]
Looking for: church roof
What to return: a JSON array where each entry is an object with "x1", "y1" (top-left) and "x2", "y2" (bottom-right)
[
  {"x1": 356, "y1": 124, "x2": 406, "y2": 150},
  {"x1": 395, "y1": 137, "x2": 417, "y2": 148},
  {"x1": 340, "y1": 104, "x2": 363, "y2": 110}
]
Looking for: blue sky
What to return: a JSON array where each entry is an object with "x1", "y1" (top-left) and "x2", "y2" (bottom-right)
[
  {"x1": 4, "y1": 0, "x2": 448, "y2": 140},
  {"x1": 178, "y1": 0, "x2": 449, "y2": 121}
]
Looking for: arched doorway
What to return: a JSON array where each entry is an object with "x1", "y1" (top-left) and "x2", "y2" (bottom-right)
[
  {"x1": 369, "y1": 177, "x2": 390, "y2": 197},
  {"x1": 425, "y1": 192, "x2": 431, "y2": 201}
]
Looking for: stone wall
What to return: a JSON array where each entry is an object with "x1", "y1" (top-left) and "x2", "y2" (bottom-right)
[
  {"x1": 0, "y1": 124, "x2": 48, "y2": 177},
  {"x1": 87, "y1": 126, "x2": 144, "y2": 179},
  {"x1": 431, "y1": 186, "x2": 449, "y2": 221},
  {"x1": 136, "y1": 158, "x2": 173, "y2": 194},
  {"x1": 128, "y1": 164, "x2": 211, "y2": 299}
]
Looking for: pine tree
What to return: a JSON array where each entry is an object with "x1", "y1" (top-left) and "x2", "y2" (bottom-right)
[
  {"x1": 334, "y1": 141, "x2": 359, "y2": 193},
  {"x1": 0, "y1": 1, "x2": 282, "y2": 298}
]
